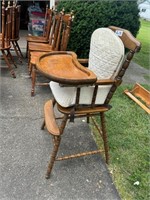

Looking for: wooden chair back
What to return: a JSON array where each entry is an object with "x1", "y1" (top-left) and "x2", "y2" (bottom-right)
[
  {"x1": 109, "y1": 26, "x2": 141, "y2": 51},
  {"x1": 104, "y1": 26, "x2": 141, "y2": 105},
  {"x1": 43, "y1": 7, "x2": 55, "y2": 40},
  {"x1": 59, "y1": 13, "x2": 73, "y2": 51},
  {"x1": 12, "y1": 2, "x2": 21, "y2": 40},
  {"x1": 1, "y1": 0, "x2": 5, "y2": 48},
  {"x1": 43, "y1": 4, "x2": 49, "y2": 37},
  {"x1": 0, "y1": 0, "x2": 17, "y2": 78},
  {"x1": 91, "y1": 26, "x2": 141, "y2": 106},
  {"x1": 71, "y1": 27, "x2": 141, "y2": 109},
  {"x1": 1, "y1": 1, "x2": 12, "y2": 48},
  {"x1": 49, "y1": 10, "x2": 74, "y2": 51}
]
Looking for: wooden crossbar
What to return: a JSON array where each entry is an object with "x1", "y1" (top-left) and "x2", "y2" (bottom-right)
[
  {"x1": 56, "y1": 150, "x2": 104, "y2": 161},
  {"x1": 124, "y1": 83, "x2": 150, "y2": 114}
]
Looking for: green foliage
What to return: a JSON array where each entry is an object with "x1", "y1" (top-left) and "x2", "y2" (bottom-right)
[{"x1": 57, "y1": 0, "x2": 140, "y2": 58}]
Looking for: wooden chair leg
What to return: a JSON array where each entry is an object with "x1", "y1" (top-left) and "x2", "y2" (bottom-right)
[
  {"x1": 31, "y1": 67, "x2": 36, "y2": 96},
  {"x1": 15, "y1": 41, "x2": 24, "y2": 58},
  {"x1": 29, "y1": 62, "x2": 33, "y2": 76},
  {"x1": 41, "y1": 120, "x2": 45, "y2": 130},
  {"x1": 28, "y1": 49, "x2": 30, "y2": 65},
  {"x1": 46, "y1": 135, "x2": 61, "y2": 179},
  {"x1": 87, "y1": 114, "x2": 90, "y2": 123},
  {"x1": 46, "y1": 114, "x2": 68, "y2": 179},
  {"x1": 6, "y1": 49, "x2": 17, "y2": 68},
  {"x1": 11, "y1": 41, "x2": 22, "y2": 63},
  {"x1": 26, "y1": 42, "x2": 28, "y2": 58},
  {"x1": 1, "y1": 50, "x2": 16, "y2": 78},
  {"x1": 100, "y1": 112, "x2": 109, "y2": 164}
]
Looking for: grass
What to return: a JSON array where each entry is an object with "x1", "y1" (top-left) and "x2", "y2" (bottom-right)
[
  {"x1": 92, "y1": 85, "x2": 149, "y2": 200},
  {"x1": 133, "y1": 19, "x2": 150, "y2": 69}
]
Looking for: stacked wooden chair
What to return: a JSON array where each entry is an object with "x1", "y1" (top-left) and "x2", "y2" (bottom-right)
[
  {"x1": 26, "y1": 5, "x2": 55, "y2": 58},
  {"x1": 11, "y1": 1, "x2": 23, "y2": 63},
  {"x1": 39, "y1": 26, "x2": 141, "y2": 179},
  {"x1": 27, "y1": 10, "x2": 74, "y2": 96},
  {"x1": 0, "y1": 0, "x2": 16, "y2": 78}
]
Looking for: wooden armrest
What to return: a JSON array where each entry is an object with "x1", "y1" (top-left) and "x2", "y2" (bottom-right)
[
  {"x1": 78, "y1": 59, "x2": 89, "y2": 67},
  {"x1": 96, "y1": 79, "x2": 116, "y2": 85},
  {"x1": 44, "y1": 100, "x2": 60, "y2": 136},
  {"x1": 59, "y1": 79, "x2": 115, "y2": 87},
  {"x1": 78, "y1": 59, "x2": 89, "y2": 64},
  {"x1": 59, "y1": 83, "x2": 93, "y2": 87}
]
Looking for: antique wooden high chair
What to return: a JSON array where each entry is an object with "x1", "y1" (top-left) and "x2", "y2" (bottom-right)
[
  {"x1": 0, "y1": 0, "x2": 16, "y2": 78},
  {"x1": 29, "y1": 11, "x2": 74, "y2": 96},
  {"x1": 38, "y1": 26, "x2": 141, "y2": 179}
]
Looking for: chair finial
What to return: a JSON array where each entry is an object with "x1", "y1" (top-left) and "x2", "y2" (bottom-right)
[
  {"x1": 8, "y1": 1, "x2": 11, "y2": 7},
  {"x1": 2, "y1": 0, "x2": 5, "y2": 7},
  {"x1": 61, "y1": 8, "x2": 65, "y2": 15},
  {"x1": 70, "y1": 10, "x2": 74, "y2": 21},
  {"x1": 70, "y1": 10, "x2": 74, "y2": 15},
  {"x1": 13, "y1": 0, "x2": 16, "y2": 7},
  {"x1": 54, "y1": 8, "x2": 57, "y2": 13}
]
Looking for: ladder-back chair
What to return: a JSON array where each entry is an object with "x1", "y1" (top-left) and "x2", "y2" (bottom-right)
[
  {"x1": 26, "y1": 6, "x2": 55, "y2": 58},
  {"x1": 39, "y1": 26, "x2": 141, "y2": 179},
  {"x1": 0, "y1": 0, "x2": 16, "y2": 78},
  {"x1": 29, "y1": 11, "x2": 74, "y2": 96},
  {"x1": 11, "y1": 2, "x2": 23, "y2": 62}
]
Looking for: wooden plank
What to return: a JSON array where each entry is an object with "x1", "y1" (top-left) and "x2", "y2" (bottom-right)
[
  {"x1": 131, "y1": 83, "x2": 150, "y2": 107},
  {"x1": 124, "y1": 90, "x2": 150, "y2": 114}
]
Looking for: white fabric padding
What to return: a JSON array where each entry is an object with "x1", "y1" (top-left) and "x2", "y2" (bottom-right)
[
  {"x1": 89, "y1": 28, "x2": 124, "y2": 79},
  {"x1": 50, "y1": 81, "x2": 112, "y2": 107},
  {"x1": 50, "y1": 28, "x2": 125, "y2": 107}
]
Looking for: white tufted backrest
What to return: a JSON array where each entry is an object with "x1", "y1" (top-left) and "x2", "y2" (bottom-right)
[{"x1": 88, "y1": 28, "x2": 124, "y2": 79}]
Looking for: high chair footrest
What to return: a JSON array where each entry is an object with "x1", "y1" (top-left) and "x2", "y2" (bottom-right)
[{"x1": 44, "y1": 100, "x2": 60, "y2": 136}]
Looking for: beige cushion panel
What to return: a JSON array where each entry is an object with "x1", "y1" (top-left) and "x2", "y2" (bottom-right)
[{"x1": 89, "y1": 28, "x2": 124, "y2": 79}]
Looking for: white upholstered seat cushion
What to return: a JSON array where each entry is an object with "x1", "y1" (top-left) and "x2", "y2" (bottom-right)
[{"x1": 50, "y1": 28, "x2": 125, "y2": 108}]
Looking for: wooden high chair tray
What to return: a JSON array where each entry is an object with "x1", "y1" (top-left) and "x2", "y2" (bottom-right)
[{"x1": 36, "y1": 51, "x2": 97, "y2": 85}]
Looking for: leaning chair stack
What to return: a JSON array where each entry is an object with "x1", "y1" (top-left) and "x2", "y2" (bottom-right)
[
  {"x1": 39, "y1": 26, "x2": 141, "y2": 179},
  {"x1": 28, "y1": 10, "x2": 74, "y2": 96},
  {"x1": 26, "y1": 5, "x2": 55, "y2": 58},
  {"x1": 0, "y1": 0, "x2": 17, "y2": 78},
  {"x1": 11, "y1": 1, "x2": 23, "y2": 63}
]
